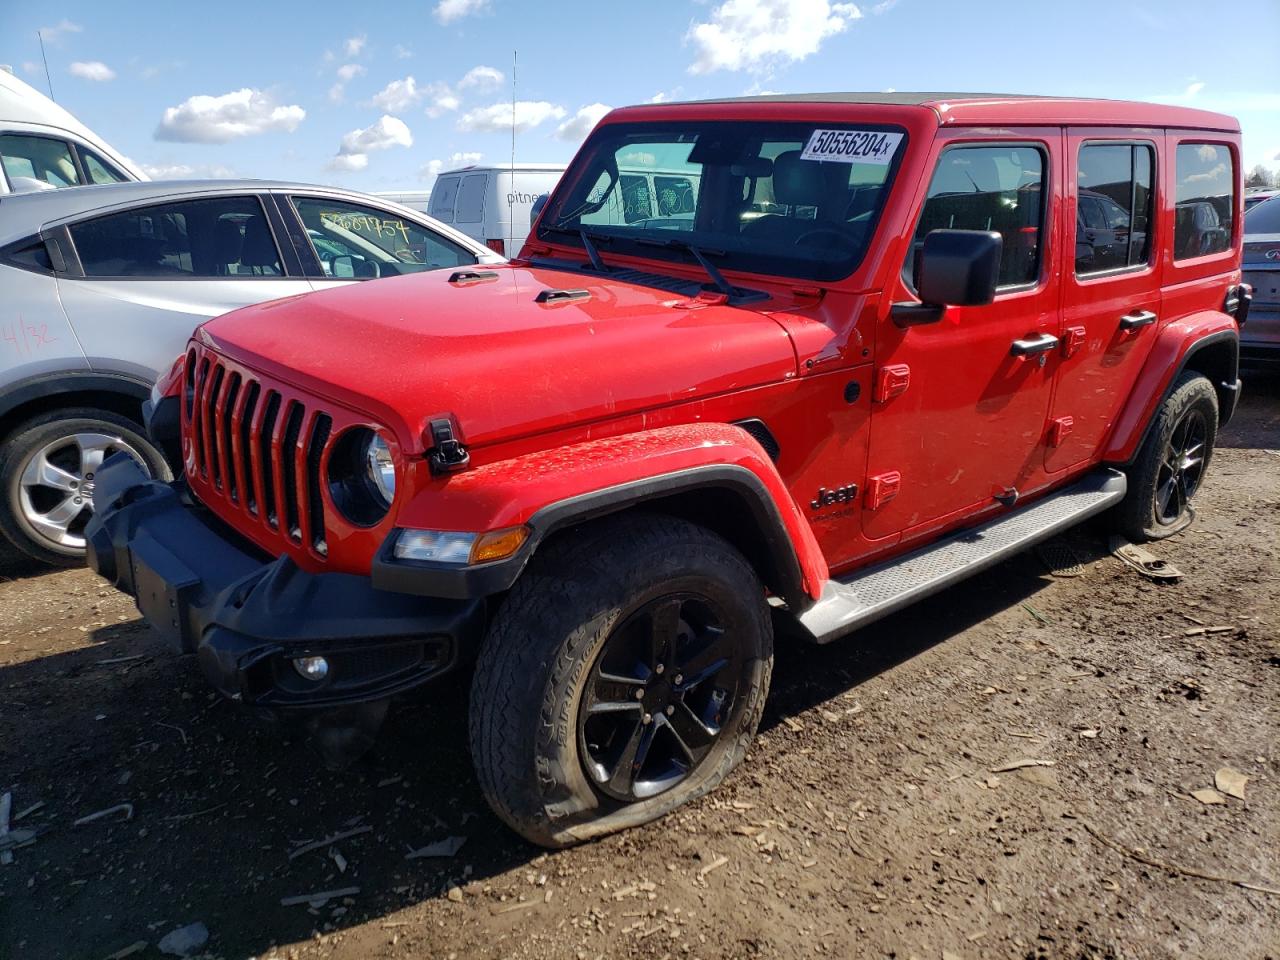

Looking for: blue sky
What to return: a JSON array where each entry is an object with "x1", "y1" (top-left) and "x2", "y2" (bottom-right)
[{"x1": 3, "y1": 0, "x2": 1278, "y2": 192}]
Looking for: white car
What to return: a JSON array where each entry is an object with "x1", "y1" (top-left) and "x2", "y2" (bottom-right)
[
  {"x1": 0, "y1": 68, "x2": 145, "y2": 193},
  {"x1": 428, "y1": 162, "x2": 564, "y2": 256},
  {"x1": 0, "y1": 179, "x2": 501, "y2": 564}
]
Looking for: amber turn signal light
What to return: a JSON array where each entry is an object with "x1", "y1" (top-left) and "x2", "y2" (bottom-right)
[{"x1": 470, "y1": 526, "x2": 530, "y2": 564}]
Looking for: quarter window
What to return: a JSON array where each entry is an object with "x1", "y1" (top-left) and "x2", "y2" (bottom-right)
[
  {"x1": 430, "y1": 176, "x2": 460, "y2": 222},
  {"x1": 70, "y1": 196, "x2": 284, "y2": 278},
  {"x1": 1075, "y1": 143, "x2": 1154, "y2": 275},
  {"x1": 81, "y1": 149, "x2": 129, "y2": 185},
  {"x1": 290, "y1": 196, "x2": 476, "y2": 279},
  {"x1": 909, "y1": 145, "x2": 1046, "y2": 289},
  {"x1": 1174, "y1": 143, "x2": 1234, "y2": 260}
]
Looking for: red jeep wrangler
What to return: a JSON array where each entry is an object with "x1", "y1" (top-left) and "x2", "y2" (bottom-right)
[{"x1": 87, "y1": 94, "x2": 1247, "y2": 847}]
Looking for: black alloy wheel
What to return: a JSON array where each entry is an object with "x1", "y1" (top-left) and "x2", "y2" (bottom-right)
[{"x1": 578, "y1": 593, "x2": 742, "y2": 802}]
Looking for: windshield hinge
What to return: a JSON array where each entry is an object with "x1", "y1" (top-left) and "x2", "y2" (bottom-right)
[{"x1": 426, "y1": 417, "x2": 470, "y2": 474}]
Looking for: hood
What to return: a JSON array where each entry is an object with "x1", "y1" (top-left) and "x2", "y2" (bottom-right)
[{"x1": 197, "y1": 263, "x2": 798, "y2": 453}]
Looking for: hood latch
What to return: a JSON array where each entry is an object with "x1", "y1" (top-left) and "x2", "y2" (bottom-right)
[{"x1": 426, "y1": 418, "x2": 470, "y2": 474}]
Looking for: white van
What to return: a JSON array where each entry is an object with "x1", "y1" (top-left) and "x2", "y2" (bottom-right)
[
  {"x1": 374, "y1": 190, "x2": 431, "y2": 214},
  {"x1": 0, "y1": 68, "x2": 146, "y2": 194},
  {"x1": 428, "y1": 162, "x2": 564, "y2": 256}
]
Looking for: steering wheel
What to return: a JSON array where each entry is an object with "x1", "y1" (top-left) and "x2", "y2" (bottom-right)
[{"x1": 794, "y1": 226, "x2": 851, "y2": 248}]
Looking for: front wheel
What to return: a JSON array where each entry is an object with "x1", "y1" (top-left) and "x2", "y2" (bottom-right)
[
  {"x1": 469, "y1": 513, "x2": 772, "y2": 847},
  {"x1": 1115, "y1": 371, "x2": 1219, "y2": 542},
  {"x1": 0, "y1": 409, "x2": 170, "y2": 566}
]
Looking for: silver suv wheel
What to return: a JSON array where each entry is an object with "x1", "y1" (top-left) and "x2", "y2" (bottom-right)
[{"x1": 16, "y1": 432, "x2": 148, "y2": 551}]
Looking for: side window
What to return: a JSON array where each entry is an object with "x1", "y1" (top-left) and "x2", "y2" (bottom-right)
[
  {"x1": 1175, "y1": 143, "x2": 1234, "y2": 260},
  {"x1": 430, "y1": 176, "x2": 460, "y2": 222},
  {"x1": 1075, "y1": 142, "x2": 1154, "y2": 275},
  {"x1": 454, "y1": 175, "x2": 486, "y2": 223},
  {"x1": 290, "y1": 196, "x2": 477, "y2": 279},
  {"x1": 69, "y1": 196, "x2": 283, "y2": 278},
  {"x1": 909, "y1": 144, "x2": 1046, "y2": 289},
  {"x1": 0, "y1": 134, "x2": 81, "y2": 190},
  {"x1": 81, "y1": 149, "x2": 130, "y2": 185}
]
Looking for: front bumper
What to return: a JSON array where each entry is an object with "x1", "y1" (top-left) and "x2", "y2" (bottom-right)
[{"x1": 85, "y1": 454, "x2": 484, "y2": 711}]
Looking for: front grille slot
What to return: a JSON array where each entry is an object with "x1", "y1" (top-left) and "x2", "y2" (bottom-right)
[
  {"x1": 184, "y1": 347, "x2": 339, "y2": 561},
  {"x1": 306, "y1": 415, "x2": 332, "y2": 555},
  {"x1": 280, "y1": 401, "x2": 305, "y2": 542}
]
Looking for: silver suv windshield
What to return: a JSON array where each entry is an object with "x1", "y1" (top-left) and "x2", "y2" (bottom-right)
[{"x1": 537, "y1": 120, "x2": 907, "y2": 283}]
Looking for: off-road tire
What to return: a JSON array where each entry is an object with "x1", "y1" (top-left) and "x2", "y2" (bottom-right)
[
  {"x1": 0, "y1": 409, "x2": 169, "y2": 567},
  {"x1": 1115, "y1": 371, "x2": 1218, "y2": 542},
  {"x1": 469, "y1": 512, "x2": 773, "y2": 848}
]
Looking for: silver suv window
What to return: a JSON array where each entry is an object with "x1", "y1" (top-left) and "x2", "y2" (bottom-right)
[
  {"x1": 1, "y1": 134, "x2": 79, "y2": 189},
  {"x1": 69, "y1": 195, "x2": 285, "y2": 278}
]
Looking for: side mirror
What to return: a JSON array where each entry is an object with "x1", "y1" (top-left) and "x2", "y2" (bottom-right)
[{"x1": 892, "y1": 229, "x2": 1003, "y2": 327}]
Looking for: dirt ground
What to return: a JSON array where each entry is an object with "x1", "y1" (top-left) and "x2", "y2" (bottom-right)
[{"x1": 1, "y1": 375, "x2": 1276, "y2": 960}]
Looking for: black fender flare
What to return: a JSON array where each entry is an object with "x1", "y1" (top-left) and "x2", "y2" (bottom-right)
[{"x1": 0, "y1": 370, "x2": 152, "y2": 426}]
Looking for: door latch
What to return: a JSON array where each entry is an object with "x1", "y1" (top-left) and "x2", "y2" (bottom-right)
[
  {"x1": 865, "y1": 471, "x2": 901, "y2": 510},
  {"x1": 873, "y1": 364, "x2": 911, "y2": 403},
  {"x1": 1048, "y1": 415, "x2": 1074, "y2": 447},
  {"x1": 1061, "y1": 326, "x2": 1087, "y2": 358}
]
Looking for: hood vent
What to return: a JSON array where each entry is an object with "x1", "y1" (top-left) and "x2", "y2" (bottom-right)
[{"x1": 535, "y1": 288, "x2": 591, "y2": 305}]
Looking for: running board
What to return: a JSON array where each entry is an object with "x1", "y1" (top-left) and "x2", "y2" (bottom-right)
[{"x1": 797, "y1": 469, "x2": 1127, "y2": 644}]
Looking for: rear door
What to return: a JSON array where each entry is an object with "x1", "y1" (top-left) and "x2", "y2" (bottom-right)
[
  {"x1": 864, "y1": 131, "x2": 1063, "y2": 545},
  {"x1": 56, "y1": 193, "x2": 310, "y2": 377},
  {"x1": 1046, "y1": 133, "x2": 1161, "y2": 473}
]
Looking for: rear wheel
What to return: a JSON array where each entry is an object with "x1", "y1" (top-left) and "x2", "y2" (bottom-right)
[
  {"x1": 469, "y1": 513, "x2": 772, "y2": 847},
  {"x1": 1115, "y1": 372, "x2": 1218, "y2": 542},
  {"x1": 0, "y1": 409, "x2": 170, "y2": 566}
]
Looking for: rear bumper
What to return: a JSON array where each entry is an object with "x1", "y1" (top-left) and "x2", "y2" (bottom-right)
[
  {"x1": 1240, "y1": 300, "x2": 1280, "y2": 365},
  {"x1": 85, "y1": 454, "x2": 484, "y2": 711}
]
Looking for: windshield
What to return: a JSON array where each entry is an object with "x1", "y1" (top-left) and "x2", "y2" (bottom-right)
[
  {"x1": 1245, "y1": 196, "x2": 1280, "y2": 234},
  {"x1": 537, "y1": 120, "x2": 906, "y2": 282}
]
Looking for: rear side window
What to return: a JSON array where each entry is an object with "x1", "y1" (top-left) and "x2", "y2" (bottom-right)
[
  {"x1": 0, "y1": 134, "x2": 80, "y2": 190},
  {"x1": 69, "y1": 195, "x2": 284, "y2": 278},
  {"x1": 909, "y1": 144, "x2": 1046, "y2": 289},
  {"x1": 81, "y1": 149, "x2": 129, "y2": 185},
  {"x1": 455, "y1": 174, "x2": 486, "y2": 222},
  {"x1": 1245, "y1": 197, "x2": 1280, "y2": 234},
  {"x1": 1174, "y1": 143, "x2": 1234, "y2": 260},
  {"x1": 1075, "y1": 143, "x2": 1154, "y2": 276},
  {"x1": 1, "y1": 237, "x2": 54, "y2": 273},
  {"x1": 430, "y1": 176, "x2": 460, "y2": 221}
]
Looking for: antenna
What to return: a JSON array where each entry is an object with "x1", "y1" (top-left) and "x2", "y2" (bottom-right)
[
  {"x1": 509, "y1": 49, "x2": 517, "y2": 244},
  {"x1": 37, "y1": 31, "x2": 55, "y2": 101}
]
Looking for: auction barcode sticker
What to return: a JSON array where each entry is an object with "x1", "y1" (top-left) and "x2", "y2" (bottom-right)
[{"x1": 801, "y1": 129, "x2": 903, "y2": 165}]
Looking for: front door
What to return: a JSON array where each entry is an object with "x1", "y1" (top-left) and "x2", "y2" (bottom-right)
[
  {"x1": 862, "y1": 133, "x2": 1064, "y2": 546},
  {"x1": 1046, "y1": 132, "x2": 1162, "y2": 473}
]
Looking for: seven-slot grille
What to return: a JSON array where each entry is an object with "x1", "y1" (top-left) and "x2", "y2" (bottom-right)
[{"x1": 183, "y1": 348, "x2": 333, "y2": 558}]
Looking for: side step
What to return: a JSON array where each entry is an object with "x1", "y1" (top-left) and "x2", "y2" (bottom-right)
[{"x1": 796, "y1": 469, "x2": 1127, "y2": 644}]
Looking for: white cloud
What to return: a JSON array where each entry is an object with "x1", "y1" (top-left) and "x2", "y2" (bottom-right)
[
  {"x1": 394, "y1": 44, "x2": 413, "y2": 59},
  {"x1": 69, "y1": 61, "x2": 116, "y2": 82},
  {"x1": 344, "y1": 34, "x2": 367, "y2": 57},
  {"x1": 156, "y1": 89, "x2": 306, "y2": 143},
  {"x1": 1196, "y1": 144, "x2": 1218, "y2": 163},
  {"x1": 1184, "y1": 81, "x2": 1206, "y2": 98},
  {"x1": 687, "y1": 0, "x2": 862, "y2": 75},
  {"x1": 555, "y1": 103, "x2": 611, "y2": 141},
  {"x1": 21, "y1": 62, "x2": 41, "y2": 76},
  {"x1": 458, "y1": 100, "x2": 565, "y2": 133},
  {"x1": 337, "y1": 63, "x2": 365, "y2": 82},
  {"x1": 434, "y1": 0, "x2": 490, "y2": 23},
  {"x1": 38, "y1": 19, "x2": 82, "y2": 44},
  {"x1": 137, "y1": 161, "x2": 237, "y2": 179},
  {"x1": 458, "y1": 65, "x2": 503, "y2": 91},
  {"x1": 1185, "y1": 162, "x2": 1228, "y2": 184},
  {"x1": 328, "y1": 115, "x2": 413, "y2": 171},
  {"x1": 370, "y1": 76, "x2": 422, "y2": 113},
  {"x1": 420, "y1": 151, "x2": 483, "y2": 183}
]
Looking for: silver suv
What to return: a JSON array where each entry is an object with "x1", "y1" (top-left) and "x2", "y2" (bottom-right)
[{"x1": 0, "y1": 180, "x2": 501, "y2": 564}]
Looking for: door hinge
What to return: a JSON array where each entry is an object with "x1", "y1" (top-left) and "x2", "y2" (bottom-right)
[
  {"x1": 1048, "y1": 416, "x2": 1074, "y2": 447},
  {"x1": 1062, "y1": 325, "x2": 1087, "y2": 358},
  {"x1": 873, "y1": 364, "x2": 911, "y2": 403},
  {"x1": 865, "y1": 471, "x2": 901, "y2": 510},
  {"x1": 425, "y1": 417, "x2": 470, "y2": 473}
]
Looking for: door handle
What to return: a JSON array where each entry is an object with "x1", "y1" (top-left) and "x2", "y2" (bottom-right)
[
  {"x1": 1010, "y1": 333, "x2": 1059, "y2": 357},
  {"x1": 1119, "y1": 310, "x2": 1158, "y2": 330}
]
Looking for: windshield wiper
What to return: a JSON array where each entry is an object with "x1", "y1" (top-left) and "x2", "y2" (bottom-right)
[
  {"x1": 540, "y1": 225, "x2": 611, "y2": 273},
  {"x1": 636, "y1": 237, "x2": 734, "y2": 297}
]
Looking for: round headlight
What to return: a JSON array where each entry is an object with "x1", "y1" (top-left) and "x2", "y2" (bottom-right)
[{"x1": 366, "y1": 432, "x2": 396, "y2": 505}]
